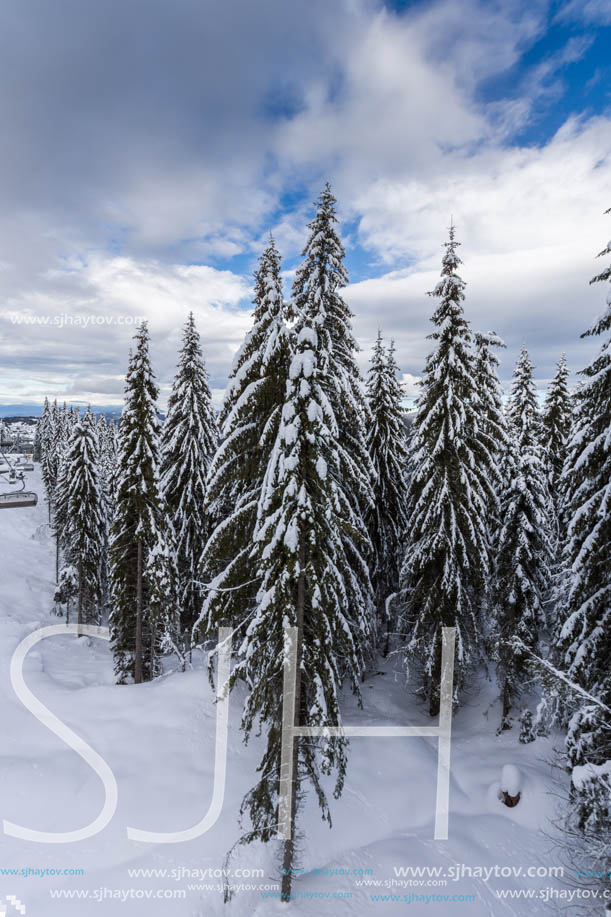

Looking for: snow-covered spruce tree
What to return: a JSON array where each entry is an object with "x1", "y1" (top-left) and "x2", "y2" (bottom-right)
[
  {"x1": 233, "y1": 309, "x2": 372, "y2": 900},
  {"x1": 96, "y1": 413, "x2": 118, "y2": 618},
  {"x1": 50, "y1": 402, "x2": 76, "y2": 581},
  {"x1": 98, "y1": 415, "x2": 119, "y2": 505},
  {"x1": 54, "y1": 564, "x2": 78, "y2": 624},
  {"x1": 558, "y1": 214, "x2": 611, "y2": 841},
  {"x1": 161, "y1": 313, "x2": 218, "y2": 634},
  {"x1": 290, "y1": 184, "x2": 375, "y2": 656},
  {"x1": 473, "y1": 331, "x2": 508, "y2": 503},
  {"x1": 507, "y1": 346, "x2": 541, "y2": 438},
  {"x1": 62, "y1": 409, "x2": 106, "y2": 628},
  {"x1": 33, "y1": 398, "x2": 51, "y2": 462},
  {"x1": 366, "y1": 332, "x2": 409, "y2": 650},
  {"x1": 197, "y1": 237, "x2": 292, "y2": 642},
  {"x1": 504, "y1": 345, "x2": 552, "y2": 618},
  {"x1": 109, "y1": 324, "x2": 176, "y2": 683},
  {"x1": 399, "y1": 225, "x2": 498, "y2": 717},
  {"x1": 41, "y1": 398, "x2": 60, "y2": 518},
  {"x1": 492, "y1": 353, "x2": 551, "y2": 731},
  {"x1": 52, "y1": 435, "x2": 72, "y2": 555},
  {"x1": 541, "y1": 354, "x2": 572, "y2": 530},
  {"x1": 291, "y1": 186, "x2": 374, "y2": 526}
]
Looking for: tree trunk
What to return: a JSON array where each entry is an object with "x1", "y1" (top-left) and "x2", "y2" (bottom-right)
[
  {"x1": 66, "y1": 597, "x2": 70, "y2": 626},
  {"x1": 135, "y1": 542, "x2": 143, "y2": 684},
  {"x1": 500, "y1": 679, "x2": 511, "y2": 731},
  {"x1": 77, "y1": 561, "x2": 83, "y2": 636},
  {"x1": 56, "y1": 537, "x2": 60, "y2": 584},
  {"x1": 429, "y1": 636, "x2": 442, "y2": 718},
  {"x1": 150, "y1": 622, "x2": 156, "y2": 681},
  {"x1": 281, "y1": 539, "x2": 305, "y2": 903}
]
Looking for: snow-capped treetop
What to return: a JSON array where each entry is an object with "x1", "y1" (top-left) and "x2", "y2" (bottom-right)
[
  {"x1": 221, "y1": 236, "x2": 291, "y2": 430},
  {"x1": 196, "y1": 238, "x2": 293, "y2": 643},
  {"x1": 541, "y1": 353, "x2": 572, "y2": 496},
  {"x1": 366, "y1": 331, "x2": 409, "y2": 637},
  {"x1": 112, "y1": 321, "x2": 164, "y2": 561},
  {"x1": 160, "y1": 312, "x2": 218, "y2": 632},
  {"x1": 231, "y1": 292, "x2": 373, "y2": 851},
  {"x1": 400, "y1": 223, "x2": 499, "y2": 715},
  {"x1": 507, "y1": 345, "x2": 541, "y2": 448},
  {"x1": 291, "y1": 184, "x2": 374, "y2": 524}
]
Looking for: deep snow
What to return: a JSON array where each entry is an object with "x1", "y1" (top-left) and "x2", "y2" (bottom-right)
[{"x1": 0, "y1": 469, "x2": 577, "y2": 915}]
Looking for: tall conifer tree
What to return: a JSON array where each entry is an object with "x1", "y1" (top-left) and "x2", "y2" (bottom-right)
[
  {"x1": 161, "y1": 313, "x2": 218, "y2": 633},
  {"x1": 109, "y1": 323, "x2": 175, "y2": 683},
  {"x1": 541, "y1": 354, "x2": 572, "y2": 539},
  {"x1": 493, "y1": 349, "x2": 551, "y2": 730},
  {"x1": 291, "y1": 185, "x2": 374, "y2": 529},
  {"x1": 197, "y1": 237, "x2": 292, "y2": 638},
  {"x1": 559, "y1": 212, "x2": 611, "y2": 836},
  {"x1": 63, "y1": 409, "x2": 106, "y2": 628},
  {"x1": 400, "y1": 224, "x2": 497, "y2": 715},
  {"x1": 232, "y1": 297, "x2": 372, "y2": 899},
  {"x1": 366, "y1": 332, "x2": 409, "y2": 648}
]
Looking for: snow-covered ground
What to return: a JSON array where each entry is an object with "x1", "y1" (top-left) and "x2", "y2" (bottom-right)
[{"x1": 0, "y1": 468, "x2": 574, "y2": 915}]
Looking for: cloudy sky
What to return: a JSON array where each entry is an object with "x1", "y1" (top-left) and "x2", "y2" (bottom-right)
[{"x1": 0, "y1": 0, "x2": 610, "y2": 410}]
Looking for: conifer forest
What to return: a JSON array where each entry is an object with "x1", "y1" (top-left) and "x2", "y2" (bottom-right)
[{"x1": 1, "y1": 2, "x2": 610, "y2": 915}]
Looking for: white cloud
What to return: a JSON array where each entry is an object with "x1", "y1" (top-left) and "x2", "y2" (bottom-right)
[
  {"x1": 345, "y1": 115, "x2": 611, "y2": 383},
  {"x1": 0, "y1": 0, "x2": 609, "y2": 407},
  {"x1": 0, "y1": 256, "x2": 253, "y2": 406},
  {"x1": 555, "y1": 0, "x2": 611, "y2": 26}
]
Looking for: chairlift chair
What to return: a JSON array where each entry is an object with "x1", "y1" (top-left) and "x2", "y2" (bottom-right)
[
  {"x1": 0, "y1": 491, "x2": 37, "y2": 509},
  {"x1": 0, "y1": 446, "x2": 38, "y2": 509}
]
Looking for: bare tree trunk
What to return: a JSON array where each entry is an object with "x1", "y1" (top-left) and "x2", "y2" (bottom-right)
[
  {"x1": 77, "y1": 561, "x2": 83, "y2": 636},
  {"x1": 56, "y1": 537, "x2": 60, "y2": 584},
  {"x1": 66, "y1": 597, "x2": 70, "y2": 626},
  {"x1": 135, "y1": 542, "x2": 143, "y2": 684},
  {"x1": 281, "y1": 539, "x2": 305, "y2": 903},
  {"x1": 500, "y1": 680, "x2": 511, "y2": 731},
  {"x1": 429, "y1": 637, "x2": 442, "y2": 718},
  {"x1": 150, "y1": 623, "x2": 156, "y2": 680}
]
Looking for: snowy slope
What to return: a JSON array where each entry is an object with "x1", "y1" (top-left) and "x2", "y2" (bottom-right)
[{"x1": 0, "y1": 469, "x2": 573, "y2": 916}]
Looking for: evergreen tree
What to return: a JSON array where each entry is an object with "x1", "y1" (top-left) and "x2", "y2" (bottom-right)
[
  {"x1": 41, "y1": 398, "x2": 60, "y2": 518},
  {"x1": 62, "y1": 409, "x2": 106, "y2": 628},
  {"x1": 197, "y1": 237, "x2": 292, "y2": 640},
  {"x1": 507, "y1": 346, "x2": 541, "y2": 437},
  {"x1": 492, "y1": 350, "x2": 551, "y2": 730},
  {"x1": 98, "y1": 415, "x2": 119, "y2": 505},
  {"x1": 54, "y1": 564, "x2": 78, "y2": 623},
  {"x1": 161, "y1": 313, "x2": 219, "y2": 634},
  {"x1": 53, "y1": 438, "x2": 72, "y2": 557},
  {"x1": 559, "y1": 212, "x2": 611, "y2": 836},
  {"x1": 96, "y1": 413, "x2": 117, "y2": 620},
  {"x1": 33, "y1": 398, "x2": 50, "y2": 462},
  {"x1": 232, "y1": 304, "x2": 372, "y2": 898},
  {"x1": 399, "y1": 224, "x2": 498, "y2": 716},
  {"x1": 366, "y1": 332, "x2": 409, "y2": 650},
  {"x1": 109, "y1": 324, "x2": 175, "y2": 683},
  {"x1": 541, "y1": 353, "x2": 572, "y2": 531},
  {"x1": 291, "y1": 185, "x2": 375, "y2": 530},
  {"x1": 473, "y1": 330, "x2": 508, "y2": 498}
]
